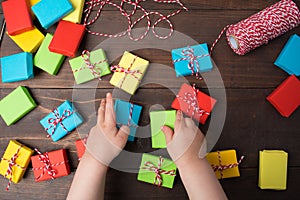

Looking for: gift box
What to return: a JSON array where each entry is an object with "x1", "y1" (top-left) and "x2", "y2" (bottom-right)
[
  {"x1": 2, "y1": 0, "x2": 33, "y2": 35},
  {"x1": 137, "y1": 153, "x2": 176, "y2": 188},
  {"x1": 267, "y1": 75, "x2": 300, "y2": 117},
  {"x1": 7, "y1": 27, "x2": 44, "y2": 53},
  {"x1": 274, "y1": 34, "x2": 300, "y2": 76},
  {"x1": 49, "y1": 20, "x2": 85, "y2": 57},
  {"x1": 40, "y1": 100, "x2": 83, "y2": 142},
  {"x1": 32, "y1": 0, "x2": 73, "y2": 29},
  {"x1": 63, "y1": 0, "x2": 85, "y2": 24},
  {"x1": 69, "y1": 49, "x2": 111, "y2": 84},
  {"x1": 31, "y1": 149, "x2": 70, "y2": 182},
  {"x1": 75, "y1": 139, "x2": 86, "y2": 160},
  {"x1": 114, "y1": 99, "x2": 142, "y2": 142},
  {"x1": 172, "y1": 44, "x2": 213, "y2": 77},
  {"x1": 0, "y1": 140, "x2": 33, "y2": 190},
  {"x1": 1, "y1": 52, "x2": 34, "y2": 83},
  {"x1": 206, "y1": 149, "x2": 243, "y2": 179},
  {"x1": 110, "y1": 51, "x2": 149, "y2": 95},
  {"x1": 34, "y1": 33, "x2": 65, "y2": 75},
  {"x1": 259, "y1": 150, "x2": 288, "y2": 190},
  {"x1": 150, "y1": 110, "x2": 176, "y2": 148},
  {"x1": 172, "y1": 83, "x2": 217, "y2": 124},
  {"x1": 0, "y1": 86, "x2": 37, "y2": 126}
]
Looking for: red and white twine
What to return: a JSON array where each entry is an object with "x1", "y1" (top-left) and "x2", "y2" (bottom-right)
[
  {"x1": 83, "y1": 0, "x2": 188, "y2": 41},
  {"x1": 117, "y1": 102, "x2": 138, "y2": 128},
  {"x1": 142, "y1": 156, "x2": 176, "y2": 186}
]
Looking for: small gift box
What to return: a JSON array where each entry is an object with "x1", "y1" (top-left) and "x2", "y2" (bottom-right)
[
  {"x1": 0, "y1": 86, "x2": 37, "y2": 126},
  {"x1": 34, "y1": 33, "x2": 65, "y2": 75},
  {"x1": 137, "y1": 154, "x2": 176, "y2": 189},
  {"x1": 275, "y1": 34, "x2": 300, "y2": 76},
  {"x1": 114, "y1": 99, "x2": 142, "y2": 142},
  {"x1": 7, "y1": 27, "x2": 44, "y2": 53},
  {"x1": 1, "y1": 52, "x2": 34, "y2": 83},
  {"x1": 40, "y1": 100, "x2": 83, "y2": 142},
  {"x1": 150, "y1": 110, "x2": 176, "y2": 148},
  {"x1": 172, "y1": 44, "x2": 213, "y2": 77},
  {"x1": 2, "y1": 0, "x2": 33, "y2": 35},
  {"x1": 0, "y1": 140, "x2": 34, "y2": 190},
  {"x1": 75, "y1": 139, "x2": 87, "y2": 160},
  {"x1": 206, "y1": 149, "x2": 244, "y2": 179},
  {"x1": 259, "y1": 150, "x2": 288, "y2": 190},
  {"x1": 49, "y1": 20, "x2": 85, "y2": 57},
  {"x1": 69, "y1": 49, "x2": 111, "y2": 84},
  {"x1": 63, "y1": 0, "x2": 85, "y2": 24},
  {"x1": 110, "y1": 51, "x2": 149, "y2": 95},
  {"x1": 32, "y1": 0, "x2": 73, "y2": 29},
  {"x1": 31, "y1": 149, "x2": 70, "y2": 182},
  {"x1": 267, "y1": 75, "x2": 300, "y2": 117},
  {"x1": 172, "y1": 83, "x2": 217, "y2": 125}
]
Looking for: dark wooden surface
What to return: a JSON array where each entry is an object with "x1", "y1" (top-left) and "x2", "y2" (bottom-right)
[{"x1": 1, "y1": 1, "x2": 300, "y2": 199}]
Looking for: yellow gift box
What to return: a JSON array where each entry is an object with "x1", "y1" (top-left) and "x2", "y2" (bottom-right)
[
  {"x1": 0, "y1": 140, "x2": 34, "y2": 184},
  {"x1": 63, "y1": 0, "x2": 85, "y2": 24},
  {"x1": 258, "y1": 150, "x2": 288, "y2": 190},
  {"x1": 8, "y1": 27, "x2": 44, "y2": 53},
  {"x1": 206, "y1": 149, "x2": 241, "y2": 179},
  {"x1": 110, "y1": 51, "x2": 149, "y2": 95}
]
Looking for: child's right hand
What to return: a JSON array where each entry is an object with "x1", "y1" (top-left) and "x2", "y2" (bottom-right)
[{"x1": 161, "y1": 110, "x2": 207, "y2": 168}]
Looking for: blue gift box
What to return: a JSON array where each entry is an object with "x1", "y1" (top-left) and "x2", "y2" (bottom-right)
[
  {"x1": 172, "y1": 44, "x2": 213, "y2": 77},
  {"x1": 114, "y1": 99, "x2": 142, "y2": 142},
  {"x1": 32, "y1": 0, "x2": 73, "y2": 29},
  {"x1": 274, "y1": 34, "x2": 300, "y2": 76},
  {"x1": 40, "y1": 100, "x2": 83, "y2": 142},
  {"x1": 1, "y1": 52, "x2": 33, "y2": 83}
]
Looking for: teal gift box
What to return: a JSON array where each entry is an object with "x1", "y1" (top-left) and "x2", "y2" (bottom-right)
[
  {"x1": 1, "y1": 52, "x2": 33, "y2": 83},
  {"x1": 114, "y1": 99, "x2": 142, "y2": 142},
  {"x1": 172, "y1": 44, "x2": 213, "y2": 77},
  {"x1": 40, "y1": 100, "x2": 83, "y2": 142},
  {"x1": 137, "y1": 153, "x2": 177, "y2": 189}
]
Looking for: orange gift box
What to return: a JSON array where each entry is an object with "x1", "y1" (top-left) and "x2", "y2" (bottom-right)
[
  {"x1": 31, "y1": 149, "x2": 70, "y2": 182},
  {"x1": 172, "y1": 83, "x2": 217, "y2": 124},
  {"x1": 75, "y1": 139, "x2": 86, "y2": 160}
]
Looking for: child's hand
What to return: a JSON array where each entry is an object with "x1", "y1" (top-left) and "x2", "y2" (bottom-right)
[
  {"x1": 85, "y1": 93, "x2": 129, "y2": 166},
  {"x1": 161, "y1": 110, "x2": 207, "y2": 168}
]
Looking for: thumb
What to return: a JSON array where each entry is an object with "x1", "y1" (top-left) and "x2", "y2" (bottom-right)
[
  {"x1": 161, "y1": 125, "x2": 174, "y2": 144},
  {"x1": 116, "y1": 125, "x2": 130, "y2": 146}
]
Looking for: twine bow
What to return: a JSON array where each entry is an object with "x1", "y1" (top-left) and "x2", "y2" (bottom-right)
[
  {"x1": 142, "y1": 156, "x2": 176, "y2": 186},
  {"x1": 1, "y1": 145, "x2": 25, "y2": 191},
  {"x1": 211, "y1": 151, "x2": 245, "y2": 179},
  {"x1": 45, "y1": 108, "x2": 74, "y2": 137},
  {"x1": 173, "y1": 46, "x2": 209, "y2": 80}
]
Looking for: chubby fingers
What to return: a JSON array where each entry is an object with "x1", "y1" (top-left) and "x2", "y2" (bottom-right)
[
  {"x1": 174, "y1": 110, "x2": 185, "y2": 131},
  {"x1": 105, "y1": 93, "x2": 116, "y2": 124},
  {"x1": 97, "y1": 98, "x2": 106, "y2": 124},
  {"x1": 161, "y1": 126, "x2": 174, "y2": 144}
]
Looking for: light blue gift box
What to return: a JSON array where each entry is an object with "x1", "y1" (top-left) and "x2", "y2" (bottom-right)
[
  {"x1": 171, "y1": 44, "x2": 213, "y2": 77},
  {"x1": 32, "y1": 0, "x2": 73, "y2": 29},
  {"x1": 114, "y1": 99, "x2": 142, "y2": 142},
  {"x1": 274, "y1": 34, "x2": 300, "y2": 76},
  {"x1": 1, "y1": 52, "x2": 33, "y2": 83},
  {"x1": 40, "y1": 100, "x2": 83, "y2": 142}
]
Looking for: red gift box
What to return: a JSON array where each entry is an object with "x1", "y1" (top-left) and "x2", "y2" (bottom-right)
[
  {"x1": 172, "y1": 83, "x2": 217, "y2": 124},
  {"x1": 267, "y1": 75, "x2": 300, "y2": 117},
  {"x1": 49, "y1": 20, "x2": 85, "y2": 57},
  {"x1": 31, "y1": 149, "x2": 70, "y2": 182},
  {"x1": 2, "y1": 0, "x2": 33, "y2": 35},
  {"x1": 75, "y1": 139, "x2": 86, "y2": 160}
]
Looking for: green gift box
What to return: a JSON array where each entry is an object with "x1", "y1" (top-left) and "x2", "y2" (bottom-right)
[
  {"x1": 34, "y1": 33, "x2": 65, "y2": 75},
  {"x1": 137, "y1": 153, "x2": 177, "y2": 189},
  {"x1": 150, "y1": 110, "x2": 176, "y2": 148},
  {"x1": 0, "y1": 86, "x2": 37, "y2": 126},
  {"x1": 69, "y1": 49, "x2": 111, "y2": 84}
]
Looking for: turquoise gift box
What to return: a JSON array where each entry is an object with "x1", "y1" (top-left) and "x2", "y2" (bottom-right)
[
  {"x1": 114, "y1": 99, "x2": 142, "y2": 142},
  {"x1": 32, "y1": 0, "x2": 73, "y2": 29},
  {"x1": 1, "y1": 52, "x2": 33, "y2": 83},
  {"x1": 40, "y1": 100, "x2": 83, "y2": 142},
  {"x1": 171, "y1": 44, "x2": 213, "y2": 77}
]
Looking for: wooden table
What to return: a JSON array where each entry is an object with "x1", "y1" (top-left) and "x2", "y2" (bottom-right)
[{"x1": 0, "y1": 1, "x2": 300, "y2": 199}]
